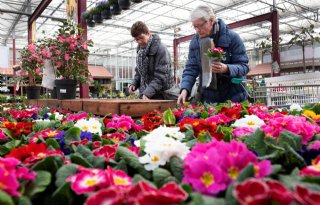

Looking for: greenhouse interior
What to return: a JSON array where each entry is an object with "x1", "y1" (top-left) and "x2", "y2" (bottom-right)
[{"x1": 0, "y1": 0, "x2": 320, "y2": 204}]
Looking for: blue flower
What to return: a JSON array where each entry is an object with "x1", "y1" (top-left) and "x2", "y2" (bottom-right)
[{"x1": 80, "y1": 131, "x2": 92, "y2": 141}]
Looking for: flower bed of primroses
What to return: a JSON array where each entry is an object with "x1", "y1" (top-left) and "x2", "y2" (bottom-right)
[{"x1": 0, "y1": 101, "x2": 319, "y2": 205}]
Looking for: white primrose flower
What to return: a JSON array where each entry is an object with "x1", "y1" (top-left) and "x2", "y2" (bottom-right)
[
  {"x1": 139, "y1": 151, "x2": 167, "y2": 171},
  {"x1": 290, "y1": 103, "x2": 302, "y2": 112},
  {"x1": 53, "y1": 112, "x2": 64, "y2": 121},
  {"x1": 232, "y1": 115, "x2": 265, "y2": 130},
  {"x1": 74, "y1": 118, "x2": 102, "y2": 136},
  {"x1": 139, "y1": 134, "x2": 190, "y2": 171}
]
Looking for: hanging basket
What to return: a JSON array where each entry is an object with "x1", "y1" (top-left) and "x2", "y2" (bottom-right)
[
  {"x1": 118, "y1": 0, "x2": 131, "y2": 10},
  {"x1": 110, "y1": 2, "x2": 122, "y2": 15},
  {"x1": 55, "y1": 79, "x2": 77, "y2": 100},
  {"x1": 93, "y1": 13, "x2": 103, "y2": 24},
  {"x1": 101, "y1": 9, "x2": 112, "y2": 19},
  {"x1": 26, "y1": 86, "x2": 41, "y2": 99}
]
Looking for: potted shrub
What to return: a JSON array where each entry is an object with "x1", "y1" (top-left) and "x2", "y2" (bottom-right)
[
  {"x1": 19, "y1": 43, "x2": 45, "y2": 99},
  {"x1": 40, "y1": 21, "x2": 93, "y2": 99}
]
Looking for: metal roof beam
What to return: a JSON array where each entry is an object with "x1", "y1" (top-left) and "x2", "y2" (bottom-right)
[{"x1": 3, "y1": 0, "x2": 30, "y2": 45}]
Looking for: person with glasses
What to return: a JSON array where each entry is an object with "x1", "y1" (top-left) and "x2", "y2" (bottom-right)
[
  {"x1": 128, "y1": 21, "x2": 175, "y2": 100},
  {"x1": 177, "y1": 4, "x2": 249, "y2": 104}
]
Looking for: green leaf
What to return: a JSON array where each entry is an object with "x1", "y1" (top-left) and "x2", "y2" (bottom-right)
[
  {"x1": 116, "y1": 146, "x2": 152, "y2": 179},
  {"x1": 17, "y1": 196, "x2": 32, "y2": 205},
  {"x1": 33, "y1": 120, "x2": 56, "y2": 132},
  {"x1": 32, "y1": 155, "x2": 64, "y2": 175},
  {"x1": 242, "y1": 129, "x2": 266, "y2": 156},
  {"x1": 189, "y1": 193, "x2": 204, "y2": 205},
  {"x1": 45, "y1": 138, "x2": 60, "y2": 150},
  {"x1": 169, "y1": 156, "x2": 184, "y2": 182},
  {"x1": 52, "y1": 182, "x2": 73, "y2": 205},
  {"x1": 217, "y1": 126, "x2": 233, "y2": 142},
  {"x1": 75, "y1": 145, "x2": 105, "y2": 169},
  {"x1": 70, "y1": 153, "x2": 93, "y2": 168},
  {"x1": 64, "y1": 127, "x2": 81, "y2": 145},
  {"x1": 113, "y1": 159, "x2": 128, "y2": 173},
  {"x1": 0, "y1": 190, "x2": 14, "y2": 205},
  {"x1": 237, "y1": 164, "x2": 255, "y2": 182},
  {"x1": 186, "y1": 139, "x2": 197, "y2": 148},
  {"x1": 55, "y1": 163, "x2": 78, "y2": 187},
  {"x1": 197, "y1": 131, "x2": 212, "y2": 143},
  {"x1": 225, "y1": 184, "x2": 237, "y2": 205},
  {"x1": 278, "y1": 130, "x2": 302, "y2": 151},
  {"x1": 153, "y1": 167, "x2": 173, "y2": 188},
  {"x1": 25, "y1": 171, "x2": 52, "y2": 197},
  {"x1": 163, "y1": 108, "x2": 176, "y2": 125},
  {"x1": 0, "y1": 128, "x2": 13, "y2": 140},
  {"x1": 202, "y1": 196, "x2": 226, "y2": 205},
  {"x1": 132, "y1": 174, "x2": 146, "y2": 184},
  {"x1": 283, "y1": 143, "x2": 306, "y2": 169}
]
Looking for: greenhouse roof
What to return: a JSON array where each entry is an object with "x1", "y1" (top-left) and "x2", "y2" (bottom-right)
[{"x1": 1, "y1": 0, "x2": 320, "y2": 65}]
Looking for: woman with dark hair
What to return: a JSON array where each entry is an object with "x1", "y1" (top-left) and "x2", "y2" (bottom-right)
[{"x1": 129, "y1": 21, "x2": 174, "y2": 100}]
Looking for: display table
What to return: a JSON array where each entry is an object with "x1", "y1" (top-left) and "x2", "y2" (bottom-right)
[{"x1": 26, "y1": 99, "x2": 177, "y2": 117}]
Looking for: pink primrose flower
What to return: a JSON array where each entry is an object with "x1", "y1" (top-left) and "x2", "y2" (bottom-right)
[{"x1": 233, "y1": 127, "x2": 255, "y2": 138}]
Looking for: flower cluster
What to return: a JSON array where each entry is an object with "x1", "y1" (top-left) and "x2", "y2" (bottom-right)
[
  {"x1": 136, "y1": 125, "x2": 189, "y2": 170},
  {"x1": 19, "y1": 43, "x2": 45, "y2": 85},
  {"x1": 85, "y1": 180, "x2": 187, "y2": 205},
  {"x1": 41, "y1": 21, "x2": 93, "y2": 82},
  {"x1": 233, "y1": 178, "x2": 320, "y2": 205},
  {"x1": 207, "y1": 47, "x2": 226, "y2": 61},
  {"x1": 0, "y1": 157, "x2": 36, "y2": 196},
  {"x1": 183, "y1": 139, "x2": 272, "y2": 195}
]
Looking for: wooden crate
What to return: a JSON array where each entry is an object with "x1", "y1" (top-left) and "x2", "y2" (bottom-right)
[{"x1": 60, "y1": 100, "x2": 83, "y2": 112}]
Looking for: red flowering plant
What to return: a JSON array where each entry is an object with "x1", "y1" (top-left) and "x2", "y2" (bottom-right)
[
  {"x1": 41, "y1": 20, "x2": 93, "y2": 82},
  {"x1": 19, "y1": 42, "x2": 45, "y2": 85},
  {"x1": 207, "y1": 47, "x2": 226, "y2": 62}
]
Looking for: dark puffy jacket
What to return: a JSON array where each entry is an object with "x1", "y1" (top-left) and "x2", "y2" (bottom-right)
[
  {"x1": 131, "y1": 34, "x2": 174, "y2": 99},
  {"x1": 180, "y1": 19, "x2": 249, "y2": 103}
]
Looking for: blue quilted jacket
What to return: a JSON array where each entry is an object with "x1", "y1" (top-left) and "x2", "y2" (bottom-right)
[{"x1": 180, "y1": 19, "x2": 249, "y2": 103}]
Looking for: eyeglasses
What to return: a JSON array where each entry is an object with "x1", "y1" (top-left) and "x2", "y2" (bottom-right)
[{"x1": 192, "y1": 21, "x2": 207, "y2": 30}]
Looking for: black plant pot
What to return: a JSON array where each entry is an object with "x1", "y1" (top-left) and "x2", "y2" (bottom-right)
[
  {"x1": 110, "y1": 2, "x2": 122, "y2": 15},
  {"x1": 101, "y1": 9, "x2": 112, "y2": 19},
  {"x1": 118, "y1": 0, "x2": 131, "y2": 10},
  {"x1": 86, "y1": 18, "x2": 95, "y2": 27},
  {"x1": 93, "y1": 13, "x2": 103, "y2": 24},
  {"x1": 51, "y1": 87, "x2": 57, "y2": 99},
  {"x1": 55, "y1": 79, "x2": 77, "y2": 100},
  {"x1": 131, "y1": 0, "x2": 142, "y2": 3},
  {"x1": 26, "y1": 86, "x2": 41, "y2": 99}
]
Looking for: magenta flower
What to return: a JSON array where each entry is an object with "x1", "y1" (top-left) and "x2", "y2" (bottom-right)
[
  {"x1": 107, "y1": 166, "x2": 132, "y2": 187},
  {"x1": 206, "y1": 114, "x2": 234, "y2": 125},
  {"x1": 67, "y1": 168, "x2": 109, "y2": 195},
  {"x1": 0, "y1": 129, "x2": 8, "y2": 140},
  {"x1": 308, "y1": 141, "x2": 320, "y2": 150},
  {"x1": 261, "y1": 116, "x2": 319, "y2": 144},
  {"x1": 299, "y1": 156, "x2": 320, "y2": 176},
  {"x1": 85, "y1": 186, "x2": 123, "y2": 205},
  {"x1": 233, "y1": 127, "x2": 255, "y2": 138},
  {"x1": 0, "y1": 157, "x2": 36, "y2": 196},
  {"x1": 183, "y1": 140, "x2": 272, "y2": 195}
]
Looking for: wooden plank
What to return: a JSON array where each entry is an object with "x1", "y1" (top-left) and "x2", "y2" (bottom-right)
[
  {"x1": 26, "y1": 99, "x2": 38, "y2": 106},
  {"x1": 37, "y1": 99, "x2": 60, "y2": 107},
  {"x1": 119, "y1": 100, "x2": 176, "y2": 117},
  {"x1": 60, "y1": 100, "x2": 83, "y2": 112},
  {"x1": 82, "y1": 99, "x2": 119, "y2": 116}
]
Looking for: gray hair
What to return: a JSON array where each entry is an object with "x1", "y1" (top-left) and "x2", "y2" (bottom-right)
[{"x1": 190, "y1": 4, "x2": 215, "y2": 22}]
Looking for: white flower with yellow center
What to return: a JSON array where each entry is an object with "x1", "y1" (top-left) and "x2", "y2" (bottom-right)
[
  {"x1": 232, "y1": 115, "x2": 265, "y2": 130},
  {"x1": 53, "y1": 112, "x2": 64, "y2": 121}
]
